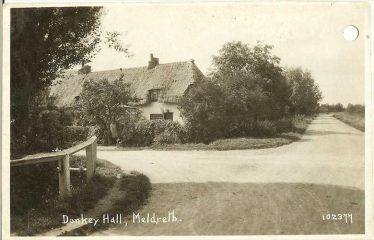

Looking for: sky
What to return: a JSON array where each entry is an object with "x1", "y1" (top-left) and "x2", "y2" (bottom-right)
[{"x1": 88, "y1": 2, "x2": 370, "y2": 106}]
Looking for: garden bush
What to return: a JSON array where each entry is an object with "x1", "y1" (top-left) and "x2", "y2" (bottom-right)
[
  {"x1": 120, "y1": 119, "x2": 186, "y2": 146},
  {"x1": 220, "y1": 120, "x2": 278, "y2": 139},
  {"x1": 346, "y1": 104, "x2": 365, "y2": 115},
  {"x1": 28, "y1": 109, "x2": 64, "y2": 152},
  {"x1": 252, "y1": 120, "x2": 277, "y2": 137},
  {"x1": 62, "y1": 126, "x2": 89, "y2": 145},
  {"x1": 153, "y1": 121, "x2": 187, "y2": 145},
  {"x1": 274, "y1": 118, "x2": 294, "y2": 133},
  {"x1": 59, "y1": 108, "x2": 75, "y2": 126},
  {"x1": 153, "y1": 120, "x2": 187, "y2": 144},
  {"x1": 225, "y1": 118, "x2": 296, "y2": 138},
  {"x1": 153, "y1": 130, "x2": 180, "y2": 145},
  {"x1": 13, "y1": 108, "x2": 87, "y2": 155},
  {"x1": 126, "y1": 120, "x2": 155, "y2": 146},
  {"x1": 291, "y1": 115, "x2": 311, "y2": 133}
]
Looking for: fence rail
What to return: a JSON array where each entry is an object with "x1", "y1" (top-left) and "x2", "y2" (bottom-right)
[{"x1": 10, "y1": 136, "x2": 97, "y2": 199}]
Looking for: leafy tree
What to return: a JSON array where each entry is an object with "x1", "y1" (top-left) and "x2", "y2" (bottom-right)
[
  {"x1": 319, "y1": 103, "x2": 345, "y2": 113},
  {"x1": 334, "y1": 103, "x2": 345, "y2": 112},
  {"x1": 10, "y1": 7, "x2": 132, "y2": 154},
  {"x1": 11, "y1": 7, "x2": 103, "y2": 153},
  {"x1": 285, "y1": 67, "x2": 322, "y2": 115},
  {"x1": 217, "y1": 70, "x2": 274, "y2": 136},
  {"x1": 346, "y1": 104, "x2": 365, "y2": 115},
  {"x1": 180, "y1": 41, "x2": 295, "y2": 141},
  {"x1": 75, "y1": 76, "x2": 139, "y2": 145},
  {"x1": 210, "y1": 41, "x2": 290, "y2": 130},
  {"x1": 179, "y1": 79, "x2": 226, "y2": 143},
  {"x1": 211, "y1": 41, "x2": 290, "y2": 118}
]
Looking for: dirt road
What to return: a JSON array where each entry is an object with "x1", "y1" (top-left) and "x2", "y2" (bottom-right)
[{"x1": 91, "y1": 114, "x2": 365, "y2": 235}]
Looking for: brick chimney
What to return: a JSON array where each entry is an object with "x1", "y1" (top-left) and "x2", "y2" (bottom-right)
[{"x1": 148, "y1": 53, "x2": 159, "y2": 69}]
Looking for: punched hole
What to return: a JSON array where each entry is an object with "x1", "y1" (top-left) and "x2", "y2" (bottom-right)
[{"x1": 343, "y1": 25, "x2": 359, "y2": 41}]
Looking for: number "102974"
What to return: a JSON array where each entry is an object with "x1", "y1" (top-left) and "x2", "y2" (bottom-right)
[{"x1": 322, "y1": 213, "x2": 353, "y2": 224}]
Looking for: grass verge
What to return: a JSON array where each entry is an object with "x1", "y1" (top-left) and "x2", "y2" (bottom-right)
[
  {"x1": 60, "y1": 172, "x2": 152, "y2": 236},
  {"x1": 11, "y1": 156, "x2": 122, "y2": 236},
  {"x1": 333, "y1": 112, "x2": 364, "y2": 131},
  {"x1": 104, "y1": 133, "x2": 302, "y2": 151},
  {"x1": 150, "y1": 133, "x2": 299, "y2": 151}
]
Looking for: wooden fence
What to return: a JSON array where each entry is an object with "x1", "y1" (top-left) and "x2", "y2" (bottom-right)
[{"x1": 10, "y1": 136, "x2": 97, "y2": 199}]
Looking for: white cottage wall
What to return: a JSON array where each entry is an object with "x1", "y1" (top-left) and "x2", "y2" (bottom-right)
[{"x1": 139, "y1": 102, "x2": 184, "y2": 125}]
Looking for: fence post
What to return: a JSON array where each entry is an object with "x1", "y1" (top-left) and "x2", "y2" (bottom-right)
[
  {"x1": 59, "y1": 154, "x2": 71, "y2": 199},
  {"x1": 86, "y1": 139, "x2": 97, "y2": 181}
]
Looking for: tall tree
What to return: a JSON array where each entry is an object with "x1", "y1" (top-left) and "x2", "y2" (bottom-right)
[
  {"x1": 210, "y1": 41, "x2": 290, "y2": 121},
  {"x1": 284, "y1": 67, "x2": 322, "y2": 115},
  {"x1": 75, "y1": 76, "x2": 139, "y2": 145},
  {"x1": 11, "y1": 7, "x2": 108, "y2": 154}
]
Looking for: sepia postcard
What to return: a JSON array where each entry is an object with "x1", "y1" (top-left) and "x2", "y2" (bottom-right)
[{"x1": 1, "y1": 1, "x2": 373, "y2": 239}]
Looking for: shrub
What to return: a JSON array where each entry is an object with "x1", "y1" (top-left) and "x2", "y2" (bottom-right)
[
  {"x1": 119, "y1": 111, "x2": 147, "y2": 145},
  {"x1": 274, "y1": 118, "x2": 293, "y2": 133},
  {"x1": 291, "y1": 115, "x2": 311, "y2": 133},
  {"x1": 29, "y1": 109, "x2": 64, "y2": 152},
  {"x1": 226, "y1": 120, "x2": 257, "y2": 138},
  {"x1": 13, "y1": 108, "x2": 85, "y2": 156},
  {"x1": 252, "y1": 120, "x2": 276, "y2": 137},
  {"x1": 78, "y1": 65, "x2": 92, "y2": 74},
  {"x1": 179, "y1": 79, "x2": 227, "y2": 143},
  {"x1": 120, "y1": 119, "x2": 186, "y2": 146},
  {"x1": 225, "y1": 118, "x2": 296, "y2": 138},
  {"x1": 319, "y1": 103, "x2": 345, "y2": 113},
  {"x1": 129, "y1": 120, "x2": 155, "y2": 146},
  {"x1": 154, "y1": 129, "x2": 180, "y2": 145},
  {"x1": 62, "y1": 126, "x2": 89, "y2": 146},
  {"x1": 153, "y1": 120, "x2": 186, "y2": 143},
  {"x1": 346, "y1": 104, "x2": 365, "y2": 115},
  {"x1": 59, "y1": 108, "x2": 75, "y2": 126},
  {"x1": 226, "y1": 120, "x2": 276, "y2": 138}
]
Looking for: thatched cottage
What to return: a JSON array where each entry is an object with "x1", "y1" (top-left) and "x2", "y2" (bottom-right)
[{"x1": 49, "y1": 54, "x2": 205, "y2": 124}]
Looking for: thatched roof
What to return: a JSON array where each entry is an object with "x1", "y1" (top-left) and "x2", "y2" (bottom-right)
[{"x1": 49, "y1": 60, "x2": 205, "y2": 107}]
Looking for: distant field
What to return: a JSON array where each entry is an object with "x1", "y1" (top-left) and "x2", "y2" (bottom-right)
[{"x1": 333, "y1": 112, "x2": 364, "y2": 131}]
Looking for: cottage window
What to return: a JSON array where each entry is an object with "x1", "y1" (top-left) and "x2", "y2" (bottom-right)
[
  {"x1": 163, "y1": 112, "x2": 173, "y2": 121},
  {"x1": 149, "y1": 89, "x2": 161, "y2": 102},
  {"x1": 150, "y1": 112, "x2": 173, "y2": 121},
  {"x1": 150, "y1": 114, "x2": 164, "y2": 120}
]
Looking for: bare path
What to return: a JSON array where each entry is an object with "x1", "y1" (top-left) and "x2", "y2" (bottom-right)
[{"x1": 88, "y1": 114, "x2": 365, "y2": 235}]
